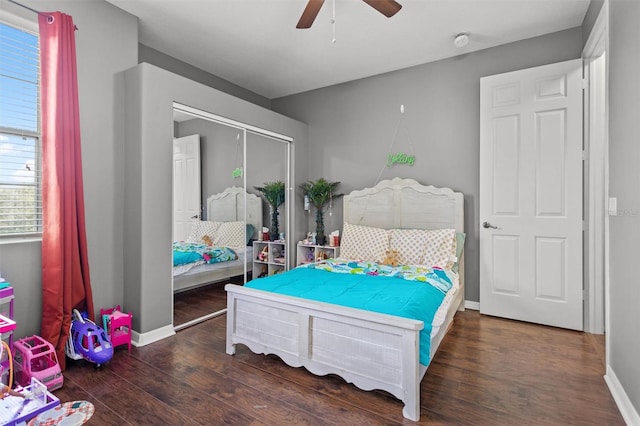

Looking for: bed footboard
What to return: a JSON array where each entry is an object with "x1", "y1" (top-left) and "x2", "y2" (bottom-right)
[{"x1": 225, "y1": 283, "x2": 424, "y2": 421}]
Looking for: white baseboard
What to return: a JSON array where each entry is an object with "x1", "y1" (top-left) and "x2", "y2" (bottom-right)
[
  {"x1": 131, "y1": 324, "x2": 175, "y2": 347},
  {"x1": 605, "y1": 365, "x2": 640, "y2": 425},
  {"x1": 464, "y1": 300, "x2": 480, "y2": 310}
]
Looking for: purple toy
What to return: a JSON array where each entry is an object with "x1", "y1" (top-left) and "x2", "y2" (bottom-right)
[{"x1": 65, "y1": 309, "x2": 113, "y2": 367}]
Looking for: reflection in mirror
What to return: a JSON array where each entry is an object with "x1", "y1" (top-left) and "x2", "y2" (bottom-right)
[
  {"x1": 246, "y1": 133, "x2": 289, "y2": 279},
  {"x1": 171, "y1": 106, "x2": 290, "y2": 330}
]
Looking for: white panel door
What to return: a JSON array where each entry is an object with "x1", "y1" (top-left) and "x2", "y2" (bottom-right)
[
  {"x1": 173, "y1": 134, "x2": 201, "y2": 242},
  {"x1": 479, "y1": 59, "x2": 583, "y2": 330}
]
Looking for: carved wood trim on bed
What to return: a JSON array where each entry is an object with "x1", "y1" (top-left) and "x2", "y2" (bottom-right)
[
  {"x1": 344, "y1": 177, "x2": 463, "y2": 232},
  {"x1": 206, "y1": 186, "x2": 262, "y2": 240},
  {"x1": 225, "y1": 178, "x2": 464, "y2": 421}
]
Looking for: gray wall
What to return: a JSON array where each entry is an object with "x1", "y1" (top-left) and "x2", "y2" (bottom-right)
[
  {"x1": 0, "y1": 0, "x2": 137, "y2": 338},
  {"x1": 609, "y1": 0, "x2": 640, "y2": 414},
  {"x1": 122, "y1": 63, "x2": 307, "y2": 334},
  {"x1": 272, "y1": 28, "x2": 584, "y2": 302},
  {"x1": 140, "y1": 44, "x2": 271, "y2": 110}
]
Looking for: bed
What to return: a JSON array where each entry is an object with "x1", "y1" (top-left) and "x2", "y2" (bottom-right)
[
  {"x1": 225, "y1": 178, "x2": 464, "y2": 421},
  {"x1": 173, "y1": 186, "x2": 262, "y2": 293}
]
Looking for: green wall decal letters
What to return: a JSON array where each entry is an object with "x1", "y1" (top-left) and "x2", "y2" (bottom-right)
[{"x1": 387, "y1": 152, "x2": 415, "y2": 167}]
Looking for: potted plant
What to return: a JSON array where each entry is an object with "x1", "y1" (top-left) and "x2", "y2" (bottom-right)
[
  {"x1": 299, "y1": 178, "x2": 343, "y2": 246},
  {"x1": 254, "y1": 180, "x2": 285, "y2": 241}
]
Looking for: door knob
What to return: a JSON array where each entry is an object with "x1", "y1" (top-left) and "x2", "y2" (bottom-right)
[{"x1": 482, "y1": 221, "x2": 498, "y2": 229}]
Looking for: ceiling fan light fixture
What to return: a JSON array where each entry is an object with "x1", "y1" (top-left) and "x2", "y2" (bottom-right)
[{"x1": 454, "y1": 32, "x2": 470, "y2": 48}]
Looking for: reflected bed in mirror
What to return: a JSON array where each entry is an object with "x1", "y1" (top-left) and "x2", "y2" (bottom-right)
[{"x1": 173, "y1": 186, "x2": 262, "y2": 291}]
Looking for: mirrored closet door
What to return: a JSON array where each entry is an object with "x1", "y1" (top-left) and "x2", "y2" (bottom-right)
[
  {"x1": 171, "y1": 103, "x2": 291, "y2": 330},
  {"x1": 246, "y1": 132, "x2": 289, "y2": 279}
]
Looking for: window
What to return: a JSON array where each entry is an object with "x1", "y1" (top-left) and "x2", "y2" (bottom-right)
[{"x1": 0, "y1": 19, "x2": 41, "y2": 236}]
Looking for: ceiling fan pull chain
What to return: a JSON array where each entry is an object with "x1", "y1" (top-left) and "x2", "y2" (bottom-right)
[{"x1": 331, "y1": 0, "x2": 336, "y2": 43}]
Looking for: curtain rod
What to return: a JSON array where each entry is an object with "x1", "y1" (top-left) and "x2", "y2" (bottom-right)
[
  {"x1": 8, "y1": 0, "x2": 44, "y2": 16},
  {"x1": 7, "y1": 0, "x2": 54, "y2": 23},
  {"x1": 7, "y1": 0, "x2": 80, "y2": 29}
]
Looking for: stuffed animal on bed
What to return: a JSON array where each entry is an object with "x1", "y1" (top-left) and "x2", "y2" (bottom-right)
[
  {"x1": 201, "y1": 235, "x2": 213, "y2": 246},
  {"x1": 382, "y1": 249, "x2": 400, "y2": 267}
]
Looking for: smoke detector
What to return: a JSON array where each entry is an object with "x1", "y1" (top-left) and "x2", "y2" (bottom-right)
[{"x1": 454, "y1": 32, "x2": 470, "y2": 48}]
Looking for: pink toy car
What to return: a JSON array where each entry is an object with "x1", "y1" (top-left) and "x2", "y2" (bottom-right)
[{"x1": 12, "y1": 335, "x2": 63, "y2": 391}]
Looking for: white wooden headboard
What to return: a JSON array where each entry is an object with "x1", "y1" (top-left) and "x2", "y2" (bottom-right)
[
  {"x1": 206, "y1": 186, "x2": 262, "y2": 240},
  {"x1": 343, "y1": 178, "x2": 463, "y2": 232}
]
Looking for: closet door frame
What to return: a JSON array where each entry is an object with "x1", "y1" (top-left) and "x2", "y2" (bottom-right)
[{"x1": 173, "y1": 102, "x2": 293, "y2": 281}]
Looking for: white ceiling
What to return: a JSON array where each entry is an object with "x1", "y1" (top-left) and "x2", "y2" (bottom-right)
[{"x1": 105, "y1": 0, "x2": 590, "y2": 99}]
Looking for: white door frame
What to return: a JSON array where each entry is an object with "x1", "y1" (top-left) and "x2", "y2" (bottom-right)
[{"x1": 582, "y1": 0, "x2": 609, "y2": 339}]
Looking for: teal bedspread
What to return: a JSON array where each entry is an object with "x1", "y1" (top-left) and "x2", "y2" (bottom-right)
[
  {"x1": 245, "y1": 261, "x2": 454, "y2": 365},
  {"x1": 172, "y1": 242, "x2": 237, "y2": 267}
]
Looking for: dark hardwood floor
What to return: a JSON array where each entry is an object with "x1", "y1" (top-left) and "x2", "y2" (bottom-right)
[
  {"x1": 54, "y1": 286, "x2": 624, "y2": 425},
  {"x1": 173, "y1": 281, "x2": 229, "y2": 327}
]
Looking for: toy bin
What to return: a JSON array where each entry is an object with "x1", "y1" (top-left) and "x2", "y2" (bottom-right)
[
  {"x1": 0, "y1": 294, "x2": 15, "y2": 358},
  {"x1": 12, "y1": 335, "x2": 63, "y2": 391},
  {"x1": 0, "y1": 314, "x2": 16, "y2": 381},
  {"x1": 0, "y1": 287, "x2": 14, "y2": 326}
]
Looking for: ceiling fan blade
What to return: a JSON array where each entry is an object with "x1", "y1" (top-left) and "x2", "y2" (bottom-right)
[
  {"x1": 362, "y1": 0, "x2": 402, "y2": 18},
  {"x1": 296, "y1": 0, "x2": 326, "y2": 29}
]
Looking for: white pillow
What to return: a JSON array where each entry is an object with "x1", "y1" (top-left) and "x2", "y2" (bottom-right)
[
  {"x1": 213, "y1": 221, "x2": 245, "y2": 249},
  {"x1": 389, "y1": 229, "x2": 431, "y2": 265},
  {"x1": 187, "y1": 220, "x2": 222, "y2": 244},
  {"x1": 339, "y1": 222, "x2": 389, "y2": 263},
  {"x1": 421, "y1": 228, "x2": 457, "y2": 268}
]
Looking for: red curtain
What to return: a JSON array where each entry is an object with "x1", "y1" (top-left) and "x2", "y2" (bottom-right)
[{"x1": 39, "y1": 12, "x2": 94, "y2": 370}]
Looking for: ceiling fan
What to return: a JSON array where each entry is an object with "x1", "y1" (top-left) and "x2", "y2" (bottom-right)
[{"x1": 296, "y1": 0, "x2": 402, "y2": 29}]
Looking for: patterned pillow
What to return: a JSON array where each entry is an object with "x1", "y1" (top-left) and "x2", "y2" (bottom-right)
[
  {"x1": 452, "y1": 232, "x2": 466, "y2": 273},
  {"x1": 421, "y1": 228, "x2": 457, "y2": 268},
  {"x1": 213, "y1": 221, "x2": 245, "y2": 249},
  {"x1": 187, "y1": 220, "x2": 222, "y2": 244},
  {"x1": 339, "y1": 222, "x2": 389, "y2": 263},
  {"x1": 389, "y1": 229, "x2": 431, "y2": 265}
]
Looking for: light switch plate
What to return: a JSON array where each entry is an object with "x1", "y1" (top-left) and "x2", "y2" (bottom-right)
[{"x1": 608, "y1": 197, "x2": 617, "y2": 216}]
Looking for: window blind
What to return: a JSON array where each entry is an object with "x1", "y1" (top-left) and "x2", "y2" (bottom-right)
[{"x1": 0, "y1": 20, "x2": 41, "y2": 235}]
